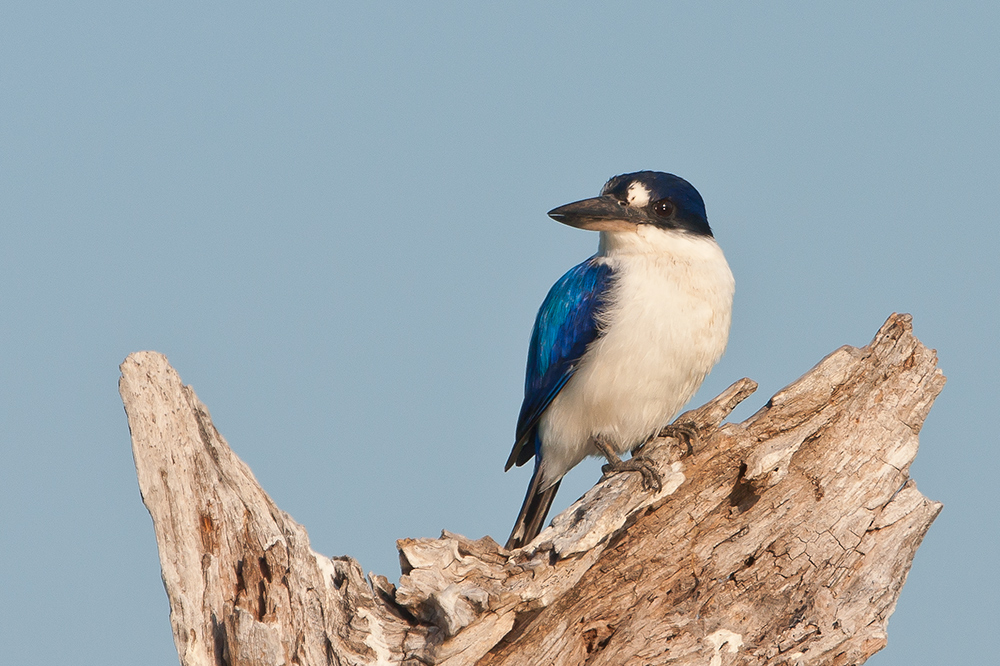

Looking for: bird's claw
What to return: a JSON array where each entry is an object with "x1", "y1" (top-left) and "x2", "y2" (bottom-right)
[
  {"x1": 601, "y1": 456, "x2": 663, "y2": 492},
  {"x1": 654, "y1": 422, "x2": 700, "y2": 456}
]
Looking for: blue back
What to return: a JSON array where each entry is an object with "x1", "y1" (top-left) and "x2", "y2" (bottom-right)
[{"x1": 508, "y1": 256, "x2": 615, "y2": 468}]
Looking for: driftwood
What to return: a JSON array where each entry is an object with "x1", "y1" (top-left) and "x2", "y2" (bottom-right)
[{"x1": 120, "y1": 313, "x2": 944, "y2": 666}]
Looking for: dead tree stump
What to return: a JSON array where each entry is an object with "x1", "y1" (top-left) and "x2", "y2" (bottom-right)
[{"x1": 120, "y1": 313, "x2": 944, "y2": 666}]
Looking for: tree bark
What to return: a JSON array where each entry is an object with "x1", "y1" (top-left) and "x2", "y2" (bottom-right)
[{"x1": 120, "y1": 313, "x2": 944, "y2": 666}]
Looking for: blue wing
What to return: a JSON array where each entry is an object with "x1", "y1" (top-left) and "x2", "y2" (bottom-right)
[{"x1": 505, "y1": 256, "x2": 615, "y2": 470}]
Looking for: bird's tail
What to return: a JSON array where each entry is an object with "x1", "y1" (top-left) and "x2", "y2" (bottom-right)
[{"x1": 505, "y1": 460, "x2": 561, "y2": 550}]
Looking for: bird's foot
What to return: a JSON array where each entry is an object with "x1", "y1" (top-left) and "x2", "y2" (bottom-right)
[
  {"x1": 594, "y1": 437, "x2": 663, "y2": 492},
  {"x1": 601, "y1": 457, "x2": 663, "y2": 492},
  {"x1": 651, "y1": 422, "x2": 700, "y2": 457}
]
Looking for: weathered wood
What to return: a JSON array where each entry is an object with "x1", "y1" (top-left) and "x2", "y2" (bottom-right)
[{"x1": 121, "y1": 313, "x2": 943, "y2": 665}]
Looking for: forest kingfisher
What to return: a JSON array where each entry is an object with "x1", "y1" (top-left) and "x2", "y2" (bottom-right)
[{"x1": 505, "y1": 171, "x2": 734, "y2": 549}]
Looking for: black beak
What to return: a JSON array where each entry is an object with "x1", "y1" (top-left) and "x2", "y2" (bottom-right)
[{"x1": 547, "y1": 195, "x2": 640, "y2": 232}]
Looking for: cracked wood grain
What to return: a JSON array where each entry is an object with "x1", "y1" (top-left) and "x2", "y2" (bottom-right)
[{"x1": 121, "y1": 313, "x2": 943, "y2": 665}]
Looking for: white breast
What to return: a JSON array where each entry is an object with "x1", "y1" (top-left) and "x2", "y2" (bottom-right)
[{"x1": 536, "y1": 226, "x2": 734, "y2": 488}]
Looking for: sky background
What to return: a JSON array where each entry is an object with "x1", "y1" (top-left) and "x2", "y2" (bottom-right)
[{"x1": 1, "y1": 3, "x2": 997, "y2": 664}]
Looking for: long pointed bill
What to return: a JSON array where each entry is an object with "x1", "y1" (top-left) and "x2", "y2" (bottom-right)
[{"x1": 547, "y1": 195, "x2": 640, "y2": 232}]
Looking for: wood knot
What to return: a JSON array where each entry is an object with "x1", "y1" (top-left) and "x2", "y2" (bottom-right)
[
  {"x1": 199, "y1": 512, "x2": 217, "y2": 552},
  {"x1": 728, "y1": 463, "x2": 761, "y2": 513},
  {"x1": 582, "y1": 623, "x2": 615, "y2": 654}
]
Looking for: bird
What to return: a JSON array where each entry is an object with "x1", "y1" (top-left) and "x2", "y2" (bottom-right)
[{"x1": 504, "y1": 171, "x2": 734, "y2": 550}]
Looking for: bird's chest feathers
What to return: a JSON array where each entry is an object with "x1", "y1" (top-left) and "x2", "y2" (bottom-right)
[
  {"x1": 547, "y1": 238, "x2": 733, "y2": 452},
  {"x1": 588, "y1": 254, "x2": 728, "y2": 400}
]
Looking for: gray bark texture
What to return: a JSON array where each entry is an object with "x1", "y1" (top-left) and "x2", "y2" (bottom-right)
[{"x1": 120, "y1": 313, "x2": 944, "y2": 666}]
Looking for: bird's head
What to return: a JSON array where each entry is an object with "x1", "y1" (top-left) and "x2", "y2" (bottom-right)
[{"x1": 548, "y1": 171, "x2": 712, "y2": 237}]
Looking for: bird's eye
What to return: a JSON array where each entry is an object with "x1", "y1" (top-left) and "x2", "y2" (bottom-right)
[
  {"x1": 617, "y1": 199, "x2": 628, "y2": 207},
  {"x1": 652, "y1": 198, "x2": 675, "y2": 217}
]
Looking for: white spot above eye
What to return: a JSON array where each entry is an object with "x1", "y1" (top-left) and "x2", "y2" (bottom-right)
[{"x1": 626, "y1": 181, "x2": 651, "y2": 207}]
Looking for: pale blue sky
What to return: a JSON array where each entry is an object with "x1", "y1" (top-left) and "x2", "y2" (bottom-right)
[{"x1": 2, "y1": 3, "x2": 997, "y2": 664}]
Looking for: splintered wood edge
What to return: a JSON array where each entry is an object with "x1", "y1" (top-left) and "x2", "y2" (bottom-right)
[{"x1": 121, "y1": 351, "x2": 411, "y2": 666}]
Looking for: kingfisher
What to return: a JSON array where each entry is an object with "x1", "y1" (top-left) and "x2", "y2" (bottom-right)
[{"x1": 504, "y1": 171, "x2": 734, "y2": 549}]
